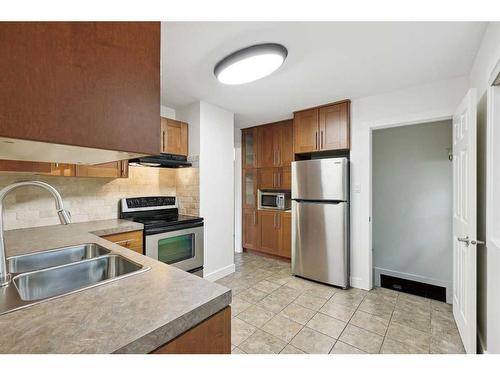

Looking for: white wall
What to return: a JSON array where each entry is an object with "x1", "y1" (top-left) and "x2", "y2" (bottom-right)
[
  {"x1": 349, "y1": 76, "x2": 469, "y2": 290},
  {"x1": 161, "y1": 105, "x2": 176, "y2": 119},
  {"x1": 468, "y1": 22, "x2": 500, "y2": 354},
  {"x1": 177, "y1": 101, "x2": 236, "y2": 281},
  {"x1": 372, "y1": 121, "x2": 453, "y2": 302},
  {"x1": 234, "y1": 130, "x2": 242, "y2": 253}
]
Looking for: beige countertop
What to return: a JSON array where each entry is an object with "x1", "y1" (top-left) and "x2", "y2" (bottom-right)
[{"x1": 0, "y1": 219, "x2": 231, "y2": 354}]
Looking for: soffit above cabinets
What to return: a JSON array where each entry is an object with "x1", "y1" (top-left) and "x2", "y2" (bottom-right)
[{"x1": 0, "y1": 137, "x2": 147, "y2": 165}]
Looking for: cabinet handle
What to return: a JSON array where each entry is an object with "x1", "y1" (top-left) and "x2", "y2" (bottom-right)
[
  {"x1": 315, "y1": 131, "x2": 318, "y2": 149},
  {"x1": 278, "y1": 171, "x2": 281, "y2": 187},
  {"x1": 273, "y1": 171, "x2": 276, "y2": 188},
  {"x1": 278, "y1": 149, "x2": 281, "y2": 166},
  {"x1": 321, "y1": 131, "x2": 324, "y2": 149},
  {"x1": 253, "y1": 211, "x2": 257, "y2": 225},
  {"x1": 162, "y1": 131, "x2": 165, "y2": 151},
  {"x1": 274, "y1": 213, "x2": 277, "y2": 228}
]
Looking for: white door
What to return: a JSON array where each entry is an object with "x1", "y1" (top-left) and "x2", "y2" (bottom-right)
[{"x1": 452, "y1": 88, "x2": 477, "y2": 354}]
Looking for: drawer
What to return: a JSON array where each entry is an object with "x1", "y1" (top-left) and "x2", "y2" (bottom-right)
[{"x1": 101, "y1": 230, "x2": 143, "y2": 254}]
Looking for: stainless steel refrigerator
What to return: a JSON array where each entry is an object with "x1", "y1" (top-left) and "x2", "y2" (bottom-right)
[{"x1": 291, "y1": 157, "x2": 349, "y2": 288}]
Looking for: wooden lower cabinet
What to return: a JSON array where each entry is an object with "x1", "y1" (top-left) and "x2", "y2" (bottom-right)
[
  {"x1": 101, "y1": 230, "x2": 143, "y2": 254},
  {"x1": 152, "y1": 307, "x2": 231, "y2": 354},
  {"x1": 242, "y1": 208, "x2": 258, "y2": 250},
  {"x1": 256, "y1": 210, "x2": 291, "y2": 258}
]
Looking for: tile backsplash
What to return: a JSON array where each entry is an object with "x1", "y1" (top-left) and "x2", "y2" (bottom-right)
[{"x1": 0, "y1": 166, "x2": 199, "y2": 230}]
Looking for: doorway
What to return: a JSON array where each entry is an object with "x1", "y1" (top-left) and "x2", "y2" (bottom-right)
[{"x1": 372, "y1": 120, "x2": 454, "y2": 303}]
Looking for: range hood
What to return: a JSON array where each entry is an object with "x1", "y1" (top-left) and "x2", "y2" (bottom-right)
[{"x1": 129, "y1": 153, "x2": 192, "y2": 168}]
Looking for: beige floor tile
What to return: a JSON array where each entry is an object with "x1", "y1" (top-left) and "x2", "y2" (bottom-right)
[
  {"x1": 397, "y1": 293, "x2": 431, "y2": 313},
  {"x1": 231, "y1": 347, "x2": 247, "y2": 354},
  {"x1": 266, "y1": 274, "x2": 294, "y2": 286},
  {"x1": 294, "y1": 293, "x2": 328, "y2": 311},
  {"x1": 380, "y1": 337, "x2": 427, "y2": 354},
  {"x1": 392, "y1": 307, "x2": 430, "y2": 333},
  {"x1": 363, "y1": 292, "x2": 397, "y2": 306},
  {"x1": 239, "y1": 329, "x2": 287, "y2": 354},
  {"x1": 350, "y1": 310, "x2": 389, "y2": 336},
  {"x1": 358, "y1": 298, "x2": 395, "y2": 320},
  {"x1": 237, "y1": 287, "x2": 269, "y2": 304},
  {"x1": 237, "y1": 304, "x2": 276, "y2": 328},
  {"x1": 319, "y1": 300, "x2": 356, "y2": 322},
  {"x1": 306, "y1": 312, "x2": 346, "y2": 339},
  {"x1": 253, "y1": 280, "x2": 283, "y2": 294},
  {"x1": 257, "y1": 292, "x2": 295, "y2": 313},
  {"x1": 232, "y1": 317, "x2": 257, "y2": 346},
  {"x1": 330, "y1": 291, "x2": 365, "y2": 308},
  {"x1": 339, "y1": 324, "x2": 384, "y2": 354},
  {"x1": 262, "y1": 314, "x2": 303, "y2": 342},
  {"x1": 330, "y1": 340, "x2": 367, "y2": 354},
  {"x1": 431, "y1": 300, "x2": 452, "y2": 312},
  {"x1": 291, "y1": 327, "x2": 336, "y2": 354},
  {"x1": 230, "y1": 296, "x2": 252, "y2": 317},
  {"x1": 280, "y1": 303, "x2": 316, "y2": 325},
  {"x1": 304, "y1": 283, "x2": 337, "y2": 299},
  {"x1": 274, "y1": 285, "x2": 303, "y2": 299},
  {"x1": 280, "y1": 344, "x2": 306, "y2": 354},
  {"x1": 430, "y1": 335, "x2": 465, "y2": 354},
  {"x1": 386, "y1": 321, "x2": 430, "y2": 353},
  {"x1": 286, "y1": 277, "x2": 317, "y2": 291}
]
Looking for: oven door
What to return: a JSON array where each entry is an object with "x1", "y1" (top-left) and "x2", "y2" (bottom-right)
[{"x1": 145, "y1": 225, "x2": 204, "y2": 273}]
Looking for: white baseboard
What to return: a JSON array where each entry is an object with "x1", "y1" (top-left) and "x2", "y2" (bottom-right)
[
  {"x1": 203, "y1": 263, "x2": 236, "y2": 282},
  {"x1": 350, "y1": 276, "x2": 369, "y2": 290},
  {"x1": 373, "y1": 266, "x2": 452, "y2": 303}
]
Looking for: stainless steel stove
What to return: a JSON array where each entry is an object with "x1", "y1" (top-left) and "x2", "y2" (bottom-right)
[{"x1": 120, "y1": 196, "x2": 204, "y2": 277}]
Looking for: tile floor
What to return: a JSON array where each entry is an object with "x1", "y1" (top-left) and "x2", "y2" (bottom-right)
[{"x1": 215, "y1": 251, "x2": 465, "y2": 354}]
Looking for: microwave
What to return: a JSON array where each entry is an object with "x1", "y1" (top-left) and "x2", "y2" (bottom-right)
[{"x1": 258, "y1": 190, "x2": 291, "y2": 210}]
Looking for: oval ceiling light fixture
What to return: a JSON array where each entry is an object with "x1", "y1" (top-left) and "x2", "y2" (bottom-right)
[{"x1": 214, "y1": 43, "x2": 288, "y2": 85}]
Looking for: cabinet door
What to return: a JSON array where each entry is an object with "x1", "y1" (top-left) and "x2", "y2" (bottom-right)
[
  {"x1": 242, "y1": 208, "x2": 258, "y2": 250},
  {"x1": 242, "y1": 169, "x2": 257, "y2": 208},
  {"x1": 293, "y1": 108, "x2": 319, "y2": 153},
  {"x1": 279, "y1": 120, "x2": 294, "y2": 167},
  {"x1": 0, "y1": 160, "x2": 52, "y2": 173},
  {"x1": 257, "y1": 125, "x2": 276, "y2": 167},
  {"x1": 259, "y1": 168, "x2": 278, "y2": 190},
  {"x1": 48, "y1": 163, "x2": 75, "y2": 176},
  {"x1": 279, "y1": 167, "x2": 292, "y2": 190},
  {"x1": 319, "y1": 102, "x2": 349, "y2": 151},
  {"x1": 162, "y1": 118, "x2": 188, "y2": 156},
  {"x1": 242, "y1": 128, "x2": 258, "y2": 168},
  {"x1": 75, "y1": 161, "x2": 124, "y2": 178},
  {"x1": 258, "y1": 210, "x2": 280, "y2": 255},
  {"x1": 278, "y1": 211, "x2": 291, "y2": 259}
]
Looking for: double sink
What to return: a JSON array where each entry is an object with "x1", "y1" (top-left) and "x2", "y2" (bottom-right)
[{"x1": 1, "y1": 243, "x2": 149, "y2": 315}]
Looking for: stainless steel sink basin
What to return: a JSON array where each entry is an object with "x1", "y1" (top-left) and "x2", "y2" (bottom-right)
[
  {"x1": 12, "y1": 254, "x2": 144, "y2": 301},
  {"x1": 7, "y1": 243, "x2": 110, "y2": 274}
]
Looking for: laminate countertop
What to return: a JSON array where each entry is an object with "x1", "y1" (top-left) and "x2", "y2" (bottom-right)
[{"x1": 0, "y1": 219, "x2": 231, "y2": 353}]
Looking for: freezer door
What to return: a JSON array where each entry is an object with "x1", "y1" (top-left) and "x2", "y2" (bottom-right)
[
  {"x1": 292, "y1": 200, "x2": 349, "y2": 287},
  {"x1": 292, "y1": 158, "x2": 348, "y2": 201}
]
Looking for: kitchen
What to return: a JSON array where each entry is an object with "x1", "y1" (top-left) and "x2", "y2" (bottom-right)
[{"x1": 0, "y1": 8, "x2": 500, "y2": 370}]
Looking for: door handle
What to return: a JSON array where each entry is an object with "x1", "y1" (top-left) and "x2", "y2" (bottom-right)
[{"x1": 458, "y1": 236, "x2": 486, "y2": 246}]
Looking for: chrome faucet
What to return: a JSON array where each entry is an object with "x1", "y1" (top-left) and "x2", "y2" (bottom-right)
[{"x1": 0, "y1": 181, "x2": 71, "y2": 287}]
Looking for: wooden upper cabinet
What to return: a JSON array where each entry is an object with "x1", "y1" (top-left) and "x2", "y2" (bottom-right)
[
  {"x1": 319, "y1": 102, "x2": 350, "y2": 150},
  {"x1": 161, "y1": 118, "x2": 188, "y2": 156},
  {"x1": 48, "y1": 163, "x2": 76, "y2": 177},
  {"x1": 257, "y1": 125, "x2": 276, "y2": 168},
  {"x1": 293, "y1": 101, "x2": 350, "y2": 153},
  {"x1": 75, "y1": 161, "x2": 128, "y2": 178},
  {"x1": 0, "y1": 22, "x2": 160, "y2": 156},
  {"x1": 279, "y1": 121, "x2": 294, "y2": 167},
  {"x1": 242, "y1": 128, "x2": 258, "y2": 168},
  {"x1": 0, "y1": 160, "x2": 51, "y2": 173},
  {"x1": 293, "y1": 108, "x2": 320, "y2": 153}
]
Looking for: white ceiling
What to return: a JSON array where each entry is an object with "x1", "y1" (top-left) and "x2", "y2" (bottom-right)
[{"x1": 161, "y1": 22, "x2": 487, "y2": 128}]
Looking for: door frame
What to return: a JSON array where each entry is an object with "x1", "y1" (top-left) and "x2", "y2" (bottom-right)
[{"x1": 365, "y1": 111, "x2": 454, "y2": 290}]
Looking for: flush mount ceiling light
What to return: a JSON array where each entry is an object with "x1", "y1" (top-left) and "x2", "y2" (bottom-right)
[{"x1": 214, "y1": 43, "x2": 288, "y2": 85}]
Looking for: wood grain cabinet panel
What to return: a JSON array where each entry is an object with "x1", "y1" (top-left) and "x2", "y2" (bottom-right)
[
  {"x1": 280, "y1": 167, "x2": 292, "y2": 190},
  {"x1": 0, "y1": 22, "x2": 160, "y2": 155},
  {"x1": 319, "y1": 102, "x2": 350, "y2": 150},
  {"x1": 278, "y1": 211, "x2": 292, "y2": 259},
  {"x1": 293, "y1": 108, "x2": 319, "y2": 153},
  {"x1": 75, "y1": 161, "x2": 128, "y2": 178},
  {"x1": 257, "y1": 125, "x2": 276, "y2": 168},
  {"x1": 152, "y1": 307, "x2": 231, "y2": 354},
  {"x1": 100, "y1": 230, "x2": 143, "y2": 254},
  {"x1": 242, "y1": 208, "x2": 258, "y2": 250},
  {"x1": 258, "y1": 168, "x2": 278, "y2": 190},
  {"x1": 279, "y1": 121, "x2": 294, "y2": 167},
  {"x1": 258, "y1": 210, "x2": 280, "y2": 255},
  {"x1": 242, "y1": 169, "x2": 258, "y2": 209},
  {"x1": 0, "y1": 160, "x2": 52, "y2": 173},
  {"x1": 161, "y1": 118, "x2": 188, "y2": 156}
]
